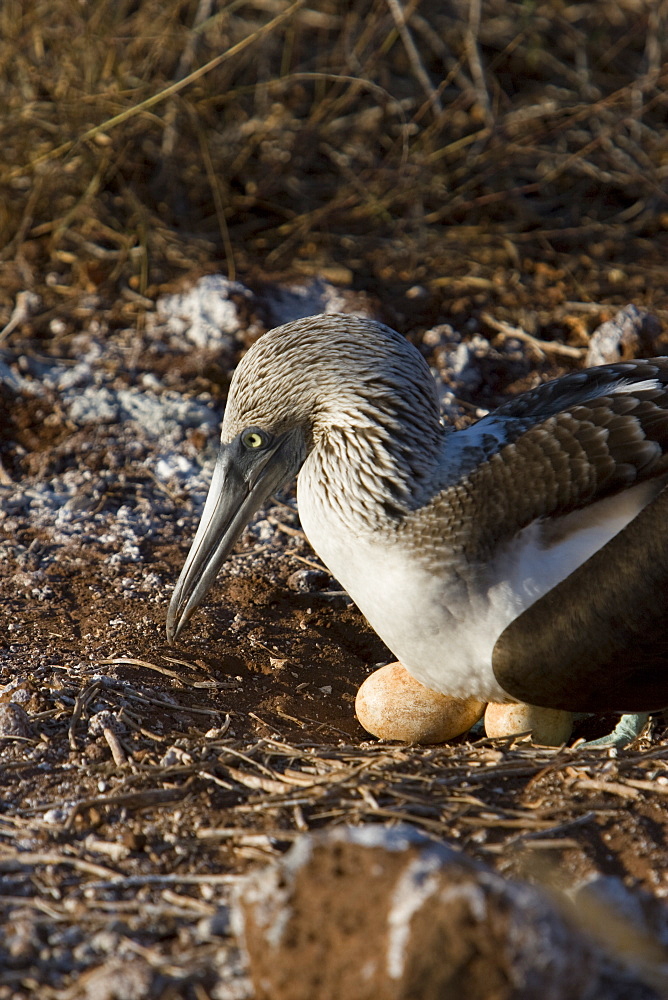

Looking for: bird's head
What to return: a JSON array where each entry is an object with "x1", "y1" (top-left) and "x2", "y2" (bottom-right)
[{"x1": 166, "y1": 313, "x2": 441, "y2": 641}]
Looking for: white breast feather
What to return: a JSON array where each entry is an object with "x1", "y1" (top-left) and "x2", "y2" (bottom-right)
[{"x1": 297, "y1": 471, "x2": 666, "y2": 703}]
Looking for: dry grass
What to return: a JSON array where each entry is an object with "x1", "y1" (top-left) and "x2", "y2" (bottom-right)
[
  {"x1": 4, "y1": 651, "x2": 668, "y2": 869},
  {"x1": 0, "y1": 0, "x2": 666, "y2": 307}
]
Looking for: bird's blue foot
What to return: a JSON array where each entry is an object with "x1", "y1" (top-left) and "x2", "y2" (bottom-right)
[{"x1": 579, "y1": 712, "x2": 650, "y2": 749}]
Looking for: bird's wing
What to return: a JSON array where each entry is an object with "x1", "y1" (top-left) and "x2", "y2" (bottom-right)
[
  {"x1": 437, "y1": 357, "x2": 668, "y2": 562},
  {"x1": 492, "y1": 482, "x2": 668, "y2": 712},
  {"x1": 491, "y1": 357, "x2": 668, "y2": 420},
  {"x1": 437, "y1": 357, "x2": 668, "y2": 713}
]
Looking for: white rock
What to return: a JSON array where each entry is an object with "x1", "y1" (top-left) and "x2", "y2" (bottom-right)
[{"x1": 157, "y1": 274, "x2": 251, "y2": 348}]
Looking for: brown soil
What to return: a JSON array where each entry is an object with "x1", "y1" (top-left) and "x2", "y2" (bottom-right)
[{"x1": 1, "y1": 274, "x2": 668, "y2": 999}]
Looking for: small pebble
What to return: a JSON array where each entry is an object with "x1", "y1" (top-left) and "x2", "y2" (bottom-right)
[
  {"x1": 195, "y1": 907, "x2": 231, "y2": 942},
  {"x1": 484, "y1": 702, "x2": 573, "y2": 746},
  {"x1": 355, "y1": 662, "x2": 485, "y2": 744},
  {"x1": 0, "y1": 702, "x2": 33, "y2": 738},
  {"x1": 287, "y1": 568, "x2": 329, "y2": 592}
]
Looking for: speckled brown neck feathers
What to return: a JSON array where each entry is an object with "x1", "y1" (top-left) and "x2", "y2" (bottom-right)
[{"x1": 223, "y1": 314, "x2": 445, "y2": 524}]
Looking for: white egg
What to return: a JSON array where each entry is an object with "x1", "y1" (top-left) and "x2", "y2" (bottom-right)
[
  {"x1": 484, "y1": 703, "x2": 573, "y2": 746},
  {"x1": 355, "y1": 662, "x2": 485, "y2": 744}
]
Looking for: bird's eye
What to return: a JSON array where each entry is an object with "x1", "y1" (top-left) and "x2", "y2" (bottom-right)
[{"x1": 241, "y1": 428, "x2": 269, "y2": 450}]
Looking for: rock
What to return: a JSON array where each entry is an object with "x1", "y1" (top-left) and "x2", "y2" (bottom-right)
[
  {"x1": 80, "y1": 956, "x2": 156, "y2": 1000},
  {"x1": 195, "y1": 906, "x2": 232, "y2": 942},
  {"x1": 5, "y1": 914, "x2": 40, "y2": 965},
  {"x1": 355, "y1": 662, "x2": 484, "y2": 743},
  {"x1": 156, "y1": 274, "x2": 252, "y2": 349},
  {"x1": 287, "y1": 568, "x2": 330, "y2": 592},
  {"x1": 0, "y1": 702, "x2": 33, "y2": 739},
  {"x1": 234, "y1": 825, "x2": 659, "y2": 1000},
  {"x1": 484, "y1": 702, "x2": 573, "y2": 745},
  {"x1": 585, "y1": 305, "x2": 661, "y2": 367}
]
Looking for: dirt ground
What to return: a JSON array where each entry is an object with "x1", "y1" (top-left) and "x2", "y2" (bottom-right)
[
  {"x1": 1, "y1": 262, "x2": 668, "y2": 998},
  {"x1": 2, "y1": 3, "x2": 668, "y2": 993}
]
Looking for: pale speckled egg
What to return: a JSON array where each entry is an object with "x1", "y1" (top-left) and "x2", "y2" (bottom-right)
[
  {"x1": 355, "y1": 662, "x2": 486, "y2": 744},
  {"x1": 484, "y1": 702, "x2": 573, "y2": 746}
]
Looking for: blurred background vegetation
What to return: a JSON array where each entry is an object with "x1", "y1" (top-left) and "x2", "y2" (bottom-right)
[{"x1": 1, "y1": 0, "x2": 666, "y2": 328}]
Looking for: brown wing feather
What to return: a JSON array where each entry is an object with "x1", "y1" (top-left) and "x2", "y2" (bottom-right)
[
  {"x1": 491, "y1": 358, "x2": 668, "y2": 423},
  {"x1": 492, "y1": 484, "x2": 668, "y2": 712},
  {"x1": 437, "y1": 359, "x2": 668, "y2": 562}
]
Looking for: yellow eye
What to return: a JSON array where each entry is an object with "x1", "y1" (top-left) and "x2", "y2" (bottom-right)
[{"x1": 242, "y1": 429, "x2": 266, "y2": 450}]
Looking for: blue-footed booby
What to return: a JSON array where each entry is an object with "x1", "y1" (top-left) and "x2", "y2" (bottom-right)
[{"x1": 167, "y1": 314, "x2": 668, "y2": 746}]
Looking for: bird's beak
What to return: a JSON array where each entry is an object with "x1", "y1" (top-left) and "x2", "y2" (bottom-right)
[{"x1": 166, "y1": 429, "x2": 304, "y2": 643}]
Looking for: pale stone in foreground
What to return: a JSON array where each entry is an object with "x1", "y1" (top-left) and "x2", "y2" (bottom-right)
[
  {"x1": 485, "y1": 702, "x2": 574, "y2": 746},
  {"x1": 234, "y1": 825, "x2": 654, "y2": 1000},
  {"x1": 355, "y1": 662, "x2": 485, "y2": 744}
]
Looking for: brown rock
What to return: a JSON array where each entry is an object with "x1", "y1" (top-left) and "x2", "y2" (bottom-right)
[{"x1": 234, "y1": 826, "x2": 658, "y2": 1000}]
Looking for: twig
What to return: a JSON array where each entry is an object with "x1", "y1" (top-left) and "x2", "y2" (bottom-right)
[
  {"x1": 0, "y1": 291, "x2": 40, "y2": 343},
  {"x1": 289, "y1": 552, "x2": 331, "y2": 573},
  {"x1": 68, "y1": 680, "x2": 103, "y2": 751},
  {"x1": 96, "y1": 657, "x2": 238, "y2": 690},
  {"x1": 119, "y1": 687, "x2": 223, "y2": 717},
  {"x1": 117, "y1": 707, "x2": 169, "y2": 743},
  {"x1": 81, "y1": 872, "x2": 242, "y2": 891},
  {"x1": 160, "y1": 0, "x2": 216, "y2": 161},
  {"x1": 465, "y1": 0, "x2": 492, "y2": 125},
  {"x1": 482, "y1": 312, "x2": 586, "y2": 359},
  {"x1": 266, "y1": 515, "x2": 307, "y2": 540},
  {"x1": 0, "y1": 851, "x2": 120, "y2": 880},
  {"x1": 574, "y1": 778, "x2": 641, "y2": 799},
  {"x1": 386, "y1": 0, "x2": 442, "y2": 118},
  {"x1": 104, "y1": 727, "x2": 128, "y2": 767},
  {"x1": 64, "y1": 787, "x2": 190, "y2": 831}
]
